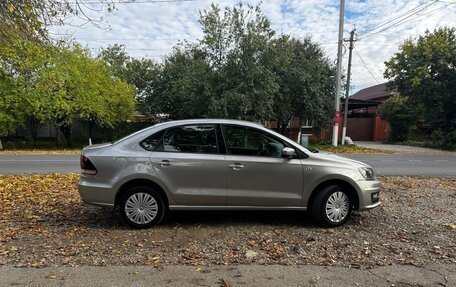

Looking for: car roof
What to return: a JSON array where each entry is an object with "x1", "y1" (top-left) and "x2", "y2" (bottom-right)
[
  {"x1": 113, "y1": 119, "x2": 266, "y2": 145},
  {"x1": 159, "y1": 119, "x2": 264, "y2": 128}
]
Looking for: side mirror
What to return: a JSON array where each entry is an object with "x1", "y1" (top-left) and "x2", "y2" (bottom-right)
[{"x1": 282, "y1": 147, "x2": 297, "y2": 159}]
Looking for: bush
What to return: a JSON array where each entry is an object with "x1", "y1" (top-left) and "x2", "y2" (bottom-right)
[{"x1": 378, "y1": 95, "x2": 419, "y2": 142}]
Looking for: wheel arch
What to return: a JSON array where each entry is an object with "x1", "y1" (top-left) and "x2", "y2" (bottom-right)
[
  {"x1": 115, "y1": 178, "x2": 170, "y2": 208},
  {"x1": 307, "y1": 179, "x2": 360, "y2": 210}
]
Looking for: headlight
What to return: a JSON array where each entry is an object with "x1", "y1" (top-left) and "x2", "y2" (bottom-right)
[{"x1": 358, "y1": 167, "x2": 376, "y2": 180}]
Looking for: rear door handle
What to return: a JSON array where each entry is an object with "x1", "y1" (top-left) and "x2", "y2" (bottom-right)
[
  {"x1": 229, "y1": 163, "x2": 244, "y2": 170},
  {"x1": 160, "y1": 160, "x2": 171, "y2": 166}
]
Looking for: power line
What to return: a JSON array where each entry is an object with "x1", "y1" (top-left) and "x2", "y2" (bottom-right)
[
  {"x1": 400, "y1": 1, "x2": 456, "y2": 22},
  {"x1": 363, "y1": 1, "x2": 429, "y2": 34},
  {"x1": 359, "y1": 0, "x2": 439, "y2": 40},
  {"x1": 354, "y1": 47, "x2": 380, "y2": 84},
  {"x1": 75, "y1": 0, "x2": 198, "y2": 4},
  {"x1": 76, "y1": 36, "x2": 199, "y2": 41}
]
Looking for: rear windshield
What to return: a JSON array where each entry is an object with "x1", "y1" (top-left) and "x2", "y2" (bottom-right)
[{"x1": 112, "y1": 124, "x2": 159, "y2": 145}]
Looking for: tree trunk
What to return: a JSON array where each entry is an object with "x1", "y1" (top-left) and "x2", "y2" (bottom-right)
[
  {"x1": 60, "y1": 124, "x2": 73, "y2": 147},
  {"x1": 27, "y1": 117, "x2": 41, "y2": 148},
  {"x1": 54, "y1": 122, "x2": 60, "y2": 146}
]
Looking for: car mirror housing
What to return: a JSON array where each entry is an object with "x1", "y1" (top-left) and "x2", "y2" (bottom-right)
[{"x1": 282, "y1": 147, "x2": 297, "y2": 159}]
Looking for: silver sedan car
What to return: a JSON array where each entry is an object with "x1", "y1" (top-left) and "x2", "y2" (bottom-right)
[{"x1": 78, "y1": 119, "x2": 380, "y2": 228}]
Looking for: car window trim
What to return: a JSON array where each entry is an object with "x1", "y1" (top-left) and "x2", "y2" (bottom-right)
[{"x1": 216, "y1": 124, "x2": 228, "y2": 155}]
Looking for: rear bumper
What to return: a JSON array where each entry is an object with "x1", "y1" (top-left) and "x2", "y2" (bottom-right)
[
  {"x1": 78, "y1": 178, "x2": 115, "y2": 208},
  {"x1": 356, "y1": 179, "x2": 381, "y2": 210}
]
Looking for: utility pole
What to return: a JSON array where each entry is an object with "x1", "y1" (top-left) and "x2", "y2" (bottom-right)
[
  {"x1": 332, "y1": 0, "x2": 345, "y2": 147},
  {"x1": 341, "y1": 28, "x2": 356, "y2": 145}
]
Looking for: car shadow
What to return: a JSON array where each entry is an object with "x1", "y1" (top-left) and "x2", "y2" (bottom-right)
[
  {"x1": 54, "y1": 204, "x2": 365, "y2": 231},
  {"x1": 71, "y1": 206, "x2": 332, "y2": 230},
  {"x1": 164, "y1": 210, "x2": 314, "y2": 227}
]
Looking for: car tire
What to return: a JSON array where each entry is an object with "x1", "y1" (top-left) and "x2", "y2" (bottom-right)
[
  {"x1": 119, "y1": 186, "x2": 165, "y2": 229},
  {"x1": 311, "y1": 185, "x2": 352, "y2": 227}
]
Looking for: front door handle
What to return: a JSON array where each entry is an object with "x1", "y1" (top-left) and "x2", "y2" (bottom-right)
[
  {"x1": 160, "y1": 160, "x2": 171, "y2": 166},
  {"x1": 229, "y1": 163, "x2": 244, "y2": 170}
]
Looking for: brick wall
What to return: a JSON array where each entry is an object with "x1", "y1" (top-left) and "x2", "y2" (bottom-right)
[{"x1": 373, "y1": 115, "x2": 390, "y2": 142}]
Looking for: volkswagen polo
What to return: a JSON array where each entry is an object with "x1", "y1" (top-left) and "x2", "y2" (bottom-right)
[{"x1": 78, "y1": 119, "x2": 380, "y2": 228}]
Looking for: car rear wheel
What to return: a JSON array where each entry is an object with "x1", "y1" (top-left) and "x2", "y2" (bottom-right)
[
  {"x1": 119, "y1": 186, "x2": 165, "y2": 229},
  {"x1": 311, "y1": 185, "x2": 352, "y2": 227}
]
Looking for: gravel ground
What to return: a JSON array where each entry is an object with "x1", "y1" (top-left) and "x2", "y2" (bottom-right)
[{"x1": 0, "y1": 174, "x2": 455, "y2": 269}]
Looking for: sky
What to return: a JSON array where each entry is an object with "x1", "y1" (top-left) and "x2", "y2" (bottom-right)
[{"x1": 53, "y1": 0, "x2": 456, "y2": 93}]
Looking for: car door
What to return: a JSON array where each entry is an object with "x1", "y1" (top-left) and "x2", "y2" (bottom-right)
[
  {"x1": 222, "y1": 125, "x2": 304, "y2": 206},
  {"x1": 149, "y1": 124, "x2": 227, "y2": 206}
]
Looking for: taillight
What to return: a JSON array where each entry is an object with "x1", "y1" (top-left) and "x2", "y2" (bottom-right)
[{"x1": 80, "y1": 155, "x2": 97, "y2": 175}]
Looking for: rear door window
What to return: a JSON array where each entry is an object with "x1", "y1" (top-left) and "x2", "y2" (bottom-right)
[{"x1": 160, "y1": 125, "x2": 219, "y2": 154}]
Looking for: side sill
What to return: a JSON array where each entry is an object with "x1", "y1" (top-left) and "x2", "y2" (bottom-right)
[
  {"x1": 169, "y1": 205, "x2": 307, "y2": 211},
  {"x1": 82, "y1": 199, "x2": 114, "y2": 208}
]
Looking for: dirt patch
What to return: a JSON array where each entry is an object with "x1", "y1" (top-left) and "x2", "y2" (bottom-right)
[{"x1": 0, "y1": 174, "x2": 454, "y2": 269}]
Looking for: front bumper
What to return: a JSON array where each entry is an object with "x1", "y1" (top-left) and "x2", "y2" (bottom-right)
[{"x1": 356, "y1": 179, "x2": 381, "y2": 210}]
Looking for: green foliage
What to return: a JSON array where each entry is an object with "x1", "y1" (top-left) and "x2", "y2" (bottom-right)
[
  {"x1": 137, "y1": 3, "x2": 335, "y2": 126},
  {"x1": 0, "y1": 40, "x2": 55, "y2": 137},
  {"x1": 384, "y1": 27, "x2": 456, "y2": 145},
  {"x1": 270, "y1": 36, "x2": 335, "y2": 130},
  {"x1": 0, "y1": 0, "x2": 114, "y2": 45},
  {"x1": 0, "y1": 40, "x2": 136, "y2": 146},
  {"x1": 98, "y1": 44, "x2": 162, "y2": 115},
  {"x1": 379, "y1": 95, "x2": 419, "y2": 142}
]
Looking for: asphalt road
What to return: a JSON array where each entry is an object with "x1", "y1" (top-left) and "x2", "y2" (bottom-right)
[
  {"x1": 347, "y1": 154, "x2": 456, "y2": 177},
  {"x1": 0, "y1": 153, "x2": 455, "y2": 176},
  {"x1": 0, "y1": 154, "x2": 79, "y2": 175}
]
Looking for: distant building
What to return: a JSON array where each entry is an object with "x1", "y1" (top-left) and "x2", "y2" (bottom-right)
[
  {"x1": 320, "y1": 83, "x2": 394, "y2": 142},
  {"x1": 349, "y1": 83, "x2": 396, "y2": 115}
]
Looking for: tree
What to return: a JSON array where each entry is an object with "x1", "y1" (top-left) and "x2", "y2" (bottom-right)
[
  {"x1": 270, "y1": 36, "x2": 335, "y2": 133},
  {"x1": 152, "y1": 47, "x2": 213, "y2": 119},
  {"x1": 378, "y1": 95, "x2": 420, "y2": 142},
  {"x1": 98, "y1": 45, "x2": 162, "y2": 115},
  {"x1": 145, "y1": 3, "x2": 280, "y2": 122},
  {"x1": 98, "y1": 44, "x2": 130, "y2": 78},
  {"x1": 0, "y1": 0, "x2": 114, "y2": 45},
  {"x1": 0, "y1": 69, "x2": 21, "y2": 136},
  {"x1": 0, "y1": 42, "x2": 135, "y2": 146},
  {"x1": 200, "y1": 3, "x2": 278, "y2": 122},
  {"x1": 0, "y1": 39, "x2": 56, "y2": 143},
  {"x1": 139, "y1": 3, "x2": 336, "y2": 131},
  {"x1": 40, "y1": 44, "x2": 136, "y2": 146},
  {"x1": 384, "y1": 27, "x2": 456, "y2": 146}
]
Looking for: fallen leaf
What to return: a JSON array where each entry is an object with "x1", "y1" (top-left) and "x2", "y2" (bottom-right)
[{"x1": 219, "y1": 278, "x2": 230, "y2": 287}]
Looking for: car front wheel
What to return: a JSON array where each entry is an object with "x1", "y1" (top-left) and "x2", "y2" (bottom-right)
[
  {"x1": 311, "y1": 185, "x2": 352, "y2": 227},
  {"x1": 119, "y1": 186, "x2": 165, "y2": 229}
]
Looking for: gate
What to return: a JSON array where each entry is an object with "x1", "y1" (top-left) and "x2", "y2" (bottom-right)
[{"x1": 346, "y1": 117, "x2": 373, "y2": 141}]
